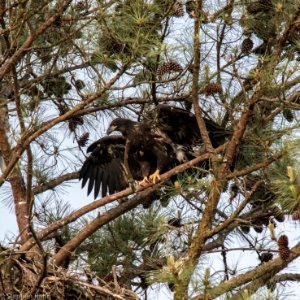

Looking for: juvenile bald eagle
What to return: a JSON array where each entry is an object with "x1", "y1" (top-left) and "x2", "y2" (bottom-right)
[{"x1": 79, "y1": 104, "x2": 228, "y2": 198}]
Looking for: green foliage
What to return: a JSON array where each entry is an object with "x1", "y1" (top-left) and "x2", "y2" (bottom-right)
[
  {"x1": 76, "y1": 209, "x2": 167, "y2": 278},
  {"x1": 42, "y1": 76, "x2": 72, "y2": 98},
  {"x1": 241, "y1": 0, "x2": 299, "y2": 44},
  {"x1": 269, "y1": 146, "x2": 300, "y2": 212},
  {"x1": 95, "y1": 0, "x2": 163, "y2": 67},
  {"x1": 93, "y1": 91, "x2": 110, "y2": 105}
]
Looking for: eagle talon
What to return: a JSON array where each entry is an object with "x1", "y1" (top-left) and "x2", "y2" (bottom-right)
[
  {"x1": 149, "y1": 169, "x2": 161, "y2": 183},
  {"x1": 139, "y1": 177, "x2": 150, "y2": 187}
]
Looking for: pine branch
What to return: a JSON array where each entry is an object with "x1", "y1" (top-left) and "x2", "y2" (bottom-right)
[
  {"x1": 0, "y1": 0, "x2": 73, "y2": 77},
  {"x1": 227, "y1": 153, "x2": 285, "y2": 179},
  {"x1": 32, "y1": 171, "x2": 79, "y2": 195},
  {"x1": 0, "y1": 63, "x2": 129, "y2": 186},
  {"x1": 20, "y1": 145, "x2": 226, "y2": 253},
  {"x1": 192, "y1": 241, "x2": 300, "y2": 299}
]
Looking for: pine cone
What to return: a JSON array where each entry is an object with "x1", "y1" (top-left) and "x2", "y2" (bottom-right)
[
  {"x1": 253, "y1": 224, "x2": 263, "y2": 233},
  {"x1": 78, "y1": 132, "x2": 89, "y2": 147},
  {"x1": 278, "y1": 246, "x2": 290, "y2": 261},
  {"x1": 156, "y1": 61, "x2": 183, "y2": 77},
  {"x1": 173, "y1": 2, "x2": 184, "y2": 17},
  {"x1": 272, "y1": 207, "x2": 285, "y2": 222},
  {"x1": 240, "y1": 225, "x2": 250, "y2": 234},
  {"x1": 203, "y1": 83, "x2": 222, "y2": 96},
  {"x1": 277, "y1": 235, "x2": 288, "y2": 247},
  {"x1": 69, "y1": 116, "x2": 84, "y2": 132},
  {"x1": 75, "y1": 79, "x2": 85, "y2": 90},
  {"x1": 292, "y1": 209, "x2": 300, "y2": 221},
  {"x1": 260, "y1": 252, "x2": 273, "y2": 263},
  {"x1": 283, "y1": 109, "x2": 294, "y2": 122},
  {"x1": 241, "y1": 37, "x2": 254, "y2": 54}
]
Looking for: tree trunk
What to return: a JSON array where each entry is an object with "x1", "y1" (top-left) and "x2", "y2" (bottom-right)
[{"x1": 0, "y1": 100, "x2": 29, "y2": 243}]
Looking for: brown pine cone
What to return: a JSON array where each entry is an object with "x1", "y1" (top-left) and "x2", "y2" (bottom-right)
[
  {"x1": 260, "y1": 252, "x2": 273, "y2": 263},
  {"x1": 78, "y1": 132, "x2": 89, "y2": 147},
  {"x1": 278, "y1": 246, "x2": 290, "y2": 261},
  {"x1": 240, "y1": 225, "x2": 250, "y2": 234},
  {"x1": 203, "y1": 83, "x2": 222, "y2": 96},
  {"x1": 75, "y1": 79, "x2": 85, "y2": 90},
  {"x1": 253, "y1": 224, "x2": 263, "y2": 233},
  {"x1": 272, "y1": 207, "x2": 285, "y2": 222},
  {"x1": 156, "y1": 61, "x2": 183, "y2": 77},
  {"x1": 283, "y1": 109, "x2": 294, "y2": 122},
  {"x1": 277, "y1": 235, "x2": 288, "y2": 247},
  {"x1": 241, "y1": 37, "x2": 254, "y2": 54}
]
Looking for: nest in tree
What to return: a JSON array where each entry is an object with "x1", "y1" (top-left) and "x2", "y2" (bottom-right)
[{"x1": 0, "y1": 253, "x2": 138, "y2": 300}]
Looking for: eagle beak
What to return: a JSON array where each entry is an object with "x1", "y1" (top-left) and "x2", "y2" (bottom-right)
[{"x1": 107, "y1": 125, "x2": 117, "y2": 135}]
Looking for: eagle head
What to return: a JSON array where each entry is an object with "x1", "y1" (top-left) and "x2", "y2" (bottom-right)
[{"x1": 107, "y1": 118, "x2": 136, "y2": 136}]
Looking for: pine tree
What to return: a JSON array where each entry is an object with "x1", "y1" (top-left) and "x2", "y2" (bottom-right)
[{"x1": 0, "y1": 0, "x2": 300, "y2": 299}]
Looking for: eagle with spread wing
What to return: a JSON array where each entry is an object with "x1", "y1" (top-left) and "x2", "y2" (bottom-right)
[{"x1": 79, "y1": 104, "x2": 228, "y2": 198}]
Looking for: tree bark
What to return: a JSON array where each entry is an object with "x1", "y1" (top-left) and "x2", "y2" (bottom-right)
[{"x1": 0, "y1": 102, "x2": 29, "y2": 243}]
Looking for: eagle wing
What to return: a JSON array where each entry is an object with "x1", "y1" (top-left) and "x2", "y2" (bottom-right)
[
  {"x1": 155, "y1": 104, "x2": 229, "y2": 147},
  {"x1": 79, "y1": 135, "x2": 128, "y2": 198},
  {"x1": 155, "y1": 104, "x2": 200, "y2": 146}
]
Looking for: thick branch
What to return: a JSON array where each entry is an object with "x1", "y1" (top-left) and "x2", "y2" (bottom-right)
[
  {"x1": 0, "y1": 91, "x2": 28, "y2": 242},
  {"x1": 192, "y1": 241, "x2": 300, "y2": 299},
  {"x1": 52, "y1": 186, "x2": 156, "y2": 266},
  {"x1": 20, "y1": 145, "x2": 225, "y2": 252},
  {"x1": 272, "y1": 273, "x2": 300, "y2": 283},
  {"x1": 32, "y1": 171, "x2": 79, "y2": 195},
  {"x1": 227, "y1": 153, "x2": 285, "y2": 179}
]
